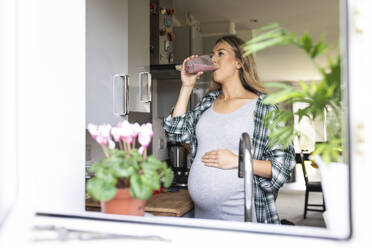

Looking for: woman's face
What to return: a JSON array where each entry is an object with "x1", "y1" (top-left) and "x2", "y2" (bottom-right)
[{"x1": 211, "y1": 41, "x2": 241, "y2": 83}]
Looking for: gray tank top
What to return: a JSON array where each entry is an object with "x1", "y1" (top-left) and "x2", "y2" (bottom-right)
[{"x1": 188, "y1": 98, "x2": 257, "y2": 222}]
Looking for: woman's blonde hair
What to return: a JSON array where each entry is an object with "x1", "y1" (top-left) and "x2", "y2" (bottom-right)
[{"x1": 208, "y1": 35, "x2": 267, "y2": 94}]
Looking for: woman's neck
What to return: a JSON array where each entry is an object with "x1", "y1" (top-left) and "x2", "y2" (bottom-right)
[{"x1": 219, "y1": 79, "x2": 249, "y2": 100}]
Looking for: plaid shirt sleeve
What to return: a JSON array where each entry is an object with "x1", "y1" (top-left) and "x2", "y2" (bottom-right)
[
  {"x1": 254, "y1": 103, "x2": 296, "y2": 194},
  {"x1": 161, "y1": 107, "x2": 196, "y2": 145},
  {"x1": 259, "y1": 142, "x2": 296, "y2": 193}
]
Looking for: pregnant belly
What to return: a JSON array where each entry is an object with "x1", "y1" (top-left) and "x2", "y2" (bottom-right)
[{"x1": 188, "y1": 159, "x2": 244, "y2": 211}]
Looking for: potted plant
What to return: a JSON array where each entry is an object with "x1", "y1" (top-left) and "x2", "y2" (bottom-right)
[
  {"x1": 242, "y1": 23, "x2": 349, "y2": 236},
  {"x1": 86, "y1": 121, "x2": 174, "y2": 216}
]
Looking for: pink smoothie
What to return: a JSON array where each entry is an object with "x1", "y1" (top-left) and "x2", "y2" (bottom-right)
[{"x1": 186, "y1": 63, "x2": 217, "y2": 74}]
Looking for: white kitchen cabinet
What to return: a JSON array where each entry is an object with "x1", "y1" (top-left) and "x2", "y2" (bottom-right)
[
  {"x1": 128, "y1": 0, "x2": 151, "y2": 113},
  {"x1": 86, "y1": 0, "x2": 150, "y2": 127}
]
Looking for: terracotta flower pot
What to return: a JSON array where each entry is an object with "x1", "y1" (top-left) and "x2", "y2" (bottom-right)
[{"x1": 101, "y1": 188, "x2": 146, "y2": 216}]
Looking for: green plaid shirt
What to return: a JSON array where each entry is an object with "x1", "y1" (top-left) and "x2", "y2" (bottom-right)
[{"x1": 162, "y1": 89, "x2": 296, "y2": 224}]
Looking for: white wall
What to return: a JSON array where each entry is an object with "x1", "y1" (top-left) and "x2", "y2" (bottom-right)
[
  {"x1": 0, "y1": 0, "x2": 17, "y2": 223},
  {"x1": 200, "y1": 24, "x2": 340, "y2": 83},
  {"x1": 254, "y1": 34, "x2": 339, "y2": 82},
  {"x1": 17, "y1": 0, "x2": 86, "y2": 213}
]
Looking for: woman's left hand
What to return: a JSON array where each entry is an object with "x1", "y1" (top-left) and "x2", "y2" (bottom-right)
[{"x1": 202, "y1": 149, "x2": 238, "y2": 170}]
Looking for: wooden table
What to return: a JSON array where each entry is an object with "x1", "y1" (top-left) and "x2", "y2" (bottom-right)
[{"x1": 86, "y1": 189, "x2": 193, "y2": 217}]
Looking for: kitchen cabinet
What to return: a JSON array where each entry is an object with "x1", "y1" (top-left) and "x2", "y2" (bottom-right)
[
  {"x1": 128, "y1": 0, "x2": 151, "y2": 113},
  {"x1": 86, "y1": 0, "x2": 150, "y2": 127}
]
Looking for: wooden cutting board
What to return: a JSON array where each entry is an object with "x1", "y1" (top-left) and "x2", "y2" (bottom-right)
[
  {"x1": 86, "y1": 189, "x2": 193, "y2": 217},
  {"x1": 145, "y1": 189, "x2": 193, "y2": 216}
]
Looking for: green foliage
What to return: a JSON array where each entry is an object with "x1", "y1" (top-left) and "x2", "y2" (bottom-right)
[
  {"x1": 243, "y1": 23, "x2": 343, "y2": 163},
  {"x1": 87, "y1": 177, "x2": 117, "y2": 202},
  {"x1": 242, "y1": 23, "x2": 329, "y2": 59},
  {"x1": 87, "y1": 149, "x2": 174, "y2": 201},
  {"x1": 312, "y1": 137, "x2": 342, "y2": 164},
  {"x1": 263, "y1": 108, "x2": 298, "y2": 149}
]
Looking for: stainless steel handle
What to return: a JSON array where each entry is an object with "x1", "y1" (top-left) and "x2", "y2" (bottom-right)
[
  {"x1": 238, "y1": 133, "x2": 254, "y2": 222},
  {"x1": 139, "y1": 71, "x2": 152, "y2": 103},
  {"x1": 112, "y1": 74, "x2": 129, "y2": 116},
  {"x1": 176, "y1": 148, "x2": 180, "y2": 168}
]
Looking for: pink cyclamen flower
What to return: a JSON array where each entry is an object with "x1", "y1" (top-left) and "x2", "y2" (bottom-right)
[
  {"x1": 95, "y1": 135, "x2": 107, "y2": 145},
  {"x1": 108, "y1": 139, "x2": 116, "y2": 150},
  {"x1": 138, "y1": 146, "x2": 145, "y2": 155},
  {"x1": 87, "y1": 124, "x2": 99, "y2": 139},
  {"x1": 131, "y1": 122, "x2": 141, "y2": 138},
  {"x1": 141, "y1": 123, "x2": 154, "y2": 136},
  {"x1": 138, "y1": 123, "x2": 153, "y2": 147},
  {"x1": 95, "y1": 124, "x2": 112, "y2": 145},
  {"x1": 138, "y1": 134, "x2": 151, "y2": 147},
  {"x1": 119, "y1": 120, "x2": 135, "y2": 144},
  {"x1": 111, "y1": 127, "x2": 121, "y2": 142},
  {"x1": 119, "y1": 121, "x2": 134, "y2": 136},
  {"x1": 99, "y1": 124, "x2": 111, "y2": 138}
]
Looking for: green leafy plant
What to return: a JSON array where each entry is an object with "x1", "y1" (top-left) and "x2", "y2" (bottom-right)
[
  {"x1": 86, "y1": 122, "x2": 174, "y2": 201},
  {"x1": 242, "y1": 23, "x2": 343, "y2": 163}
]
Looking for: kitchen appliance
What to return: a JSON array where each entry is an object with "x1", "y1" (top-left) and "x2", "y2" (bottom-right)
[
  {"x1": 173, "y1": 25, "x2": 203, "y2": 65},
  {"x1": 168, "y1": 142, "x2": 189, "y2": 187}
]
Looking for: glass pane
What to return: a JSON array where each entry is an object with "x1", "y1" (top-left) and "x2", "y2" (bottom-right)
[{"x1": 84, "y1": 0, "x2": 350, "y2": 240}]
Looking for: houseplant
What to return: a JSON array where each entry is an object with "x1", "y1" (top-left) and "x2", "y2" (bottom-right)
[
  {"x1": 242, "y1": 23, "x2": 349, "y2": 235},
  {"x1": 86, "y1": 121, "x2": 174, "y2": 216},
  {"x1": 242, "y1": 23, "x2": 343, "y2": 162}
]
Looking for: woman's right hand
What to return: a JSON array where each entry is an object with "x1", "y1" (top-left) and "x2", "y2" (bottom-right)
[{"x1": 180, "y1": 55, "x2": 203, "y2": 89}]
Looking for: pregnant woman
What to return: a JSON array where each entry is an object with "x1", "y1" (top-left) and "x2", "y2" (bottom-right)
[{"x1": 162, "y1": 35, "x2": 296, "y2": 224}]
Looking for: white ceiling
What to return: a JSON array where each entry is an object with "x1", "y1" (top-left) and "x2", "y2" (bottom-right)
[{"x1": 173, "y1": 0, "x2": 339, "y2": 42}]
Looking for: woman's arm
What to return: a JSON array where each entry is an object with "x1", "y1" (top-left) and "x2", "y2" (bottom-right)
[
  {"x1": 162, "y1": 56, "x2": 204, "y2": 143},
  {"x1": 253, "y1": 159, "x2": 272, "y2": 178},
  {"x1": 258, "y1": 145, "x2": 295, "y2": 193},
  {"x1": 201, "y1": 149, "x2": 272, "y2": 178},
  {"x1": 172, "y1": 55, "x2": 203, "y2": 117},
  {"x1": 172, "y1": 86, "x2": 193, "y2": 117}
]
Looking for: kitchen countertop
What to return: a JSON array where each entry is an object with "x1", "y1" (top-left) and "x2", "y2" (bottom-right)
[{"x1": 86, "y1": 189, "x2": 193, "y2": 217}]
